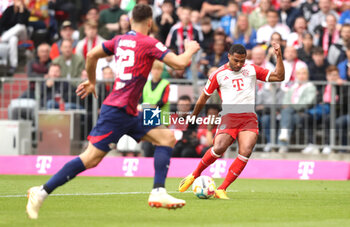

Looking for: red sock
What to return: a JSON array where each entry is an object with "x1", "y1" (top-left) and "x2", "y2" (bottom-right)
[
  {"x1": 193, "y1": 147, "x2": 220, "y2": 178},
  {"x1": 218, "y1": 155, "x2": 248, "y2": 190}
]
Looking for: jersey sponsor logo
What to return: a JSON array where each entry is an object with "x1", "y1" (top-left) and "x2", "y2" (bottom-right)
[
  {"x1": 122, "y1": 158, "x2": 139, "y2": 176},
  {"x1": 224, "y1": 76, "x2": 229, "y2": 81},
  {"x1": 209, "y1": 160, "x2": 227, "y2": 178},
  {"x1": 232, "y1": 78, "x2": 244, "y2": 91},
  {"x1": 143, "y1": 107, "x2": 161, "y2": 126},
  {"x1": 36, "y1": 156, "x2": 52, "y2": 174},
  {"x1": 155, "y1": 42, "x2": 167, "y2": 52},
  {"x1": 298, "y1": 161, "x2": 315, "y2": 180}
]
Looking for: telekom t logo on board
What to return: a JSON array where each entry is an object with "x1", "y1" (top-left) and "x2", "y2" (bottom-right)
[
  {"x1": 232, "y1": 78, "x2": 244, "y2": 91},
  {"x1": 36, "y1": 156, "x2": 53, "y2": 174},
  {"x1": 298, "y1": 161, "x2": 315, "y2": 180},
  {"x1": 209, "y1": 160, "x2": 227, "y2": 178},
  {"x1": 122, "y1": 158, "x2": 139, "y2": 176}
]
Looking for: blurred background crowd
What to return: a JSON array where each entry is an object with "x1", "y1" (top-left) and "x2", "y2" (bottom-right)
[{"x1": 1, "y1": 0, "x2": 350, "y2": 157}]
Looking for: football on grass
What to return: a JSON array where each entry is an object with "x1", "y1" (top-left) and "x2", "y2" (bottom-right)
[{"x1": 192, "y1": 176, "x2": 216, "y2": 199}]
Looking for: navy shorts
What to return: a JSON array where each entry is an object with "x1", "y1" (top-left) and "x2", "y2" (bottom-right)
[{"x1": 88, "y1": 104, "x2": 156, "y2": 152}]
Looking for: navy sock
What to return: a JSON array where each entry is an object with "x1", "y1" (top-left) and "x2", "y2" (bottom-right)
[
  {"x1": 153, "y1": 146, "x2": 172, "y2": 188},
  {"x1": 44, "y1": 157, "x2": 86, "y2": 194}
]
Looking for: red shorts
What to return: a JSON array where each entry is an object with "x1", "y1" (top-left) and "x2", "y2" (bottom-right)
[{"x1": 214, "y1": 113, "x2": 259, "y2": 142}]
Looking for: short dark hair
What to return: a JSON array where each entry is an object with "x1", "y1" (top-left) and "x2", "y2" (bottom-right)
[
  {"x1": 229, "y1": 44, "x2": 247, "y2": 55},
  {"x1": 227, "y1": 0, "x2": 238, "y2": 6},
  {"x1": 178, "y1": 95, "x2": 191, "y2": 102},
  {"x1": 132, "y1": 4, "x2": 153, "y2": 23},
  {"x1": 311, "y1": 46, "x2": 324, "y2": 55}
]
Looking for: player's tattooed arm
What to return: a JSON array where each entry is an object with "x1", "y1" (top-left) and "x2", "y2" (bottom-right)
[{"x1": 268, "y1": 42, "x2": 285, "y2": 82}]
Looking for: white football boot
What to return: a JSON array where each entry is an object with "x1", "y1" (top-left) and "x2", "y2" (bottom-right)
[
  {"x1": 148, "y1": 187, "x2": 185, "y2": 209},
  {"x1": 26, "y1": 186, "x2": 48, "y2": 219}
]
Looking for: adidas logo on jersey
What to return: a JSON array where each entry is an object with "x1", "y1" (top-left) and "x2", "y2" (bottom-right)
[{"x1": 224, "y1": 76, "x2": 229, "y2": 81}]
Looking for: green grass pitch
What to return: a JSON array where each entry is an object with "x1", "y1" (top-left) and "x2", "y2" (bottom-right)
[{"x1": 0, "y1": 175, "x2": 350, "y2": 227}]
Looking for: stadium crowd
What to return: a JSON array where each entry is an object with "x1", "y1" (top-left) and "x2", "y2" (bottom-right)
[{"x1": 1, "y1": 0, "x2": 350, "y2": 156}]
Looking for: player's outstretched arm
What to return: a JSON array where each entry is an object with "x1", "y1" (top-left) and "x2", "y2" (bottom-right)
[
  {"x1": 76, "y1": 44, "x2": 109, "y2": 99},
  {"x1": 268, "y1": 42, "x2": 285, "y2": 82},
  {"x1": 191, "y1": 91, "x2": 211, "y2": 118},
  {"x1": 162, "y1": 40, "x2": 200, "y2": 70}
]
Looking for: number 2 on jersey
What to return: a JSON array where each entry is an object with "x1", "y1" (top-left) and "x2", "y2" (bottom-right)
[{"x1": 115, "y1": 47, "x2": 135, "y2": 90}]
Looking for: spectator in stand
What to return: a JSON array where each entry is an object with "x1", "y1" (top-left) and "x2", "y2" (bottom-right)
[
  {"x1": 297, "y1": 32, "x2": 315, "y2": 65},
  {"x1": 155, "y1": 0, "x2": 177, "y2": 43},
  {"x1": 281, "y1": 45, "x2": 307, "y2": 90},
  {"x1": 213, "y1": 29, "x2": 229, "y2": 51},
  {"x1": 115, "y1": 14, "x2": 131, "y2": 35},
  {"x1": 171, "y1": 95, "x2": 199, "y2": 158},
  {"x1": 25, "y1": 0, "x2": 49, "y2": 31},
  {"x1": 309, "y1": 66, "x2": 347, "y2": 154},
  {"x1": 313, "y1": 14, "x2": 340, "y2": 57},
  {"x1": 76, "y1": 21, "x2": 106, "y2": 60},
  {"x1": 196, "y1": 104, "x2": 221, "y2": 157},
  {"x1": 166, "y1": 6, "x2": 203, "y2": 78},
  {"x1": 22, "y1": 43, "x2": 51, "y2": 99},
  {"x1": 287, "y1": 17, "x2": 308, "y2": 49},
  {"x1": 249, "y1": 45, "x2": 275, "y2": 71},
  {"x1": 140, "y1": 60, "x2": 170, "y2": 157},
  {"x1": 191, "y1": 10, "x2": 201, "y2": 27},
  {"x1": 99, "y1": 0, "x2": 127, "y2": 38},
  {"x1": 200, "y1": 0, "x2": 228, "y2": 29},
  {"x1": 166, "y1": 7, "x2": 203, "y2": 55},
  {"x1": 232, "y1": 14, "x2": 257, "y2": 51},
  {"x1": 249, "y1": 0, "x2": 270, "y2": 31},
  {"x1": 200, "y1": 16, "x2": 214, "y2": 56},
  {"x1": 199, "y1": 40, "x2": 228, "y2": 78},
  {"x1": 308, "y1": 46, "x2": 329, "y2": 81},
  {"x1": 52, "y1": 39, "x2": 85, "y2": 80},
  {"x1": 42, "y1": 63, "x2": 78, "y2": 110},
  {"x1": 78, "y1": 6, "x2": 109, "y2": 40},
  {"x1": 299, "y1": 0, "x2": 319, "y2": 22},
  {"x1": 257, "y1": 9, "x2": 290, "y2": 45},
  {"x1": 328, "y1": 24, "x2": 350, "y2": 65},
  {"x1": 220, "y1": 0, "x2": 239, "y2": 38},
  {"x1": 50, "y1": 20, "x2": 78, "y2": 60},
  {"x1": 278, "y1": 67, "x2": 317, "y2": 153},
  {"x1": 265, "y1": 32, "x2": 285, "y2": 66},
  {"x1": 338, "y1": 42, "x2": 350, "y2": 81},
  {"x1": 0, "y1": 0, "x2": 29, "y2": 75},
  {"x1": 278, "y1": 0, "x2": 300, "y2": 30},
  {"x1": 308, "y1": 0, "x2": 339, "y2": 35}
]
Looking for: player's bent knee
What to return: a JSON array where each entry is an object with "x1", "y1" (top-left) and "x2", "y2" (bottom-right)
[
  {"x1": 239, "y1": 148, "x2": 253, "y2": 158},
  {"x1": 79, "y1": 143, "x2": 106, "y2": 169},
  {"x1": 213, "y1": 144, "x2": 227, "y2": 155}
]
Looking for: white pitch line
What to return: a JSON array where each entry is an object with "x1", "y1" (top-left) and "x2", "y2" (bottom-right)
[{"x1": 0, "y1": 190, "x2": 238, "y2": 198}]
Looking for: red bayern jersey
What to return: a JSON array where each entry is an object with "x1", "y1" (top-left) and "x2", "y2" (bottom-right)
[
  {"x1": 204, "y1": 63, "x2": 271, "y2": 114},
  {"x1": 102, "y1": 31, "x2": 170, "y2": 116}
]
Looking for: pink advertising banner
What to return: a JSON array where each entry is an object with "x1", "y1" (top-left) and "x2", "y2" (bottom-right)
[{"x1": 0, "y1": 156, "x2": 349, "y2": 180}]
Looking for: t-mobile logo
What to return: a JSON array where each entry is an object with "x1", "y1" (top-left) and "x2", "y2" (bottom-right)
[
  {"x1": 298, "y1": 161, "x2": 315, "y2": 180},
  {"x1": 36, "y1": 156, "x2": 53, "y2": 174},
  {"x1": 122, "y1": 158, "x2": 139, "y2": 176},
  {"x1": 232, "y1": 78, "x2": 244, "y2": 91},
  {"x1": 209, "y1": 160, "x2": 227, "y2": 178}
]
